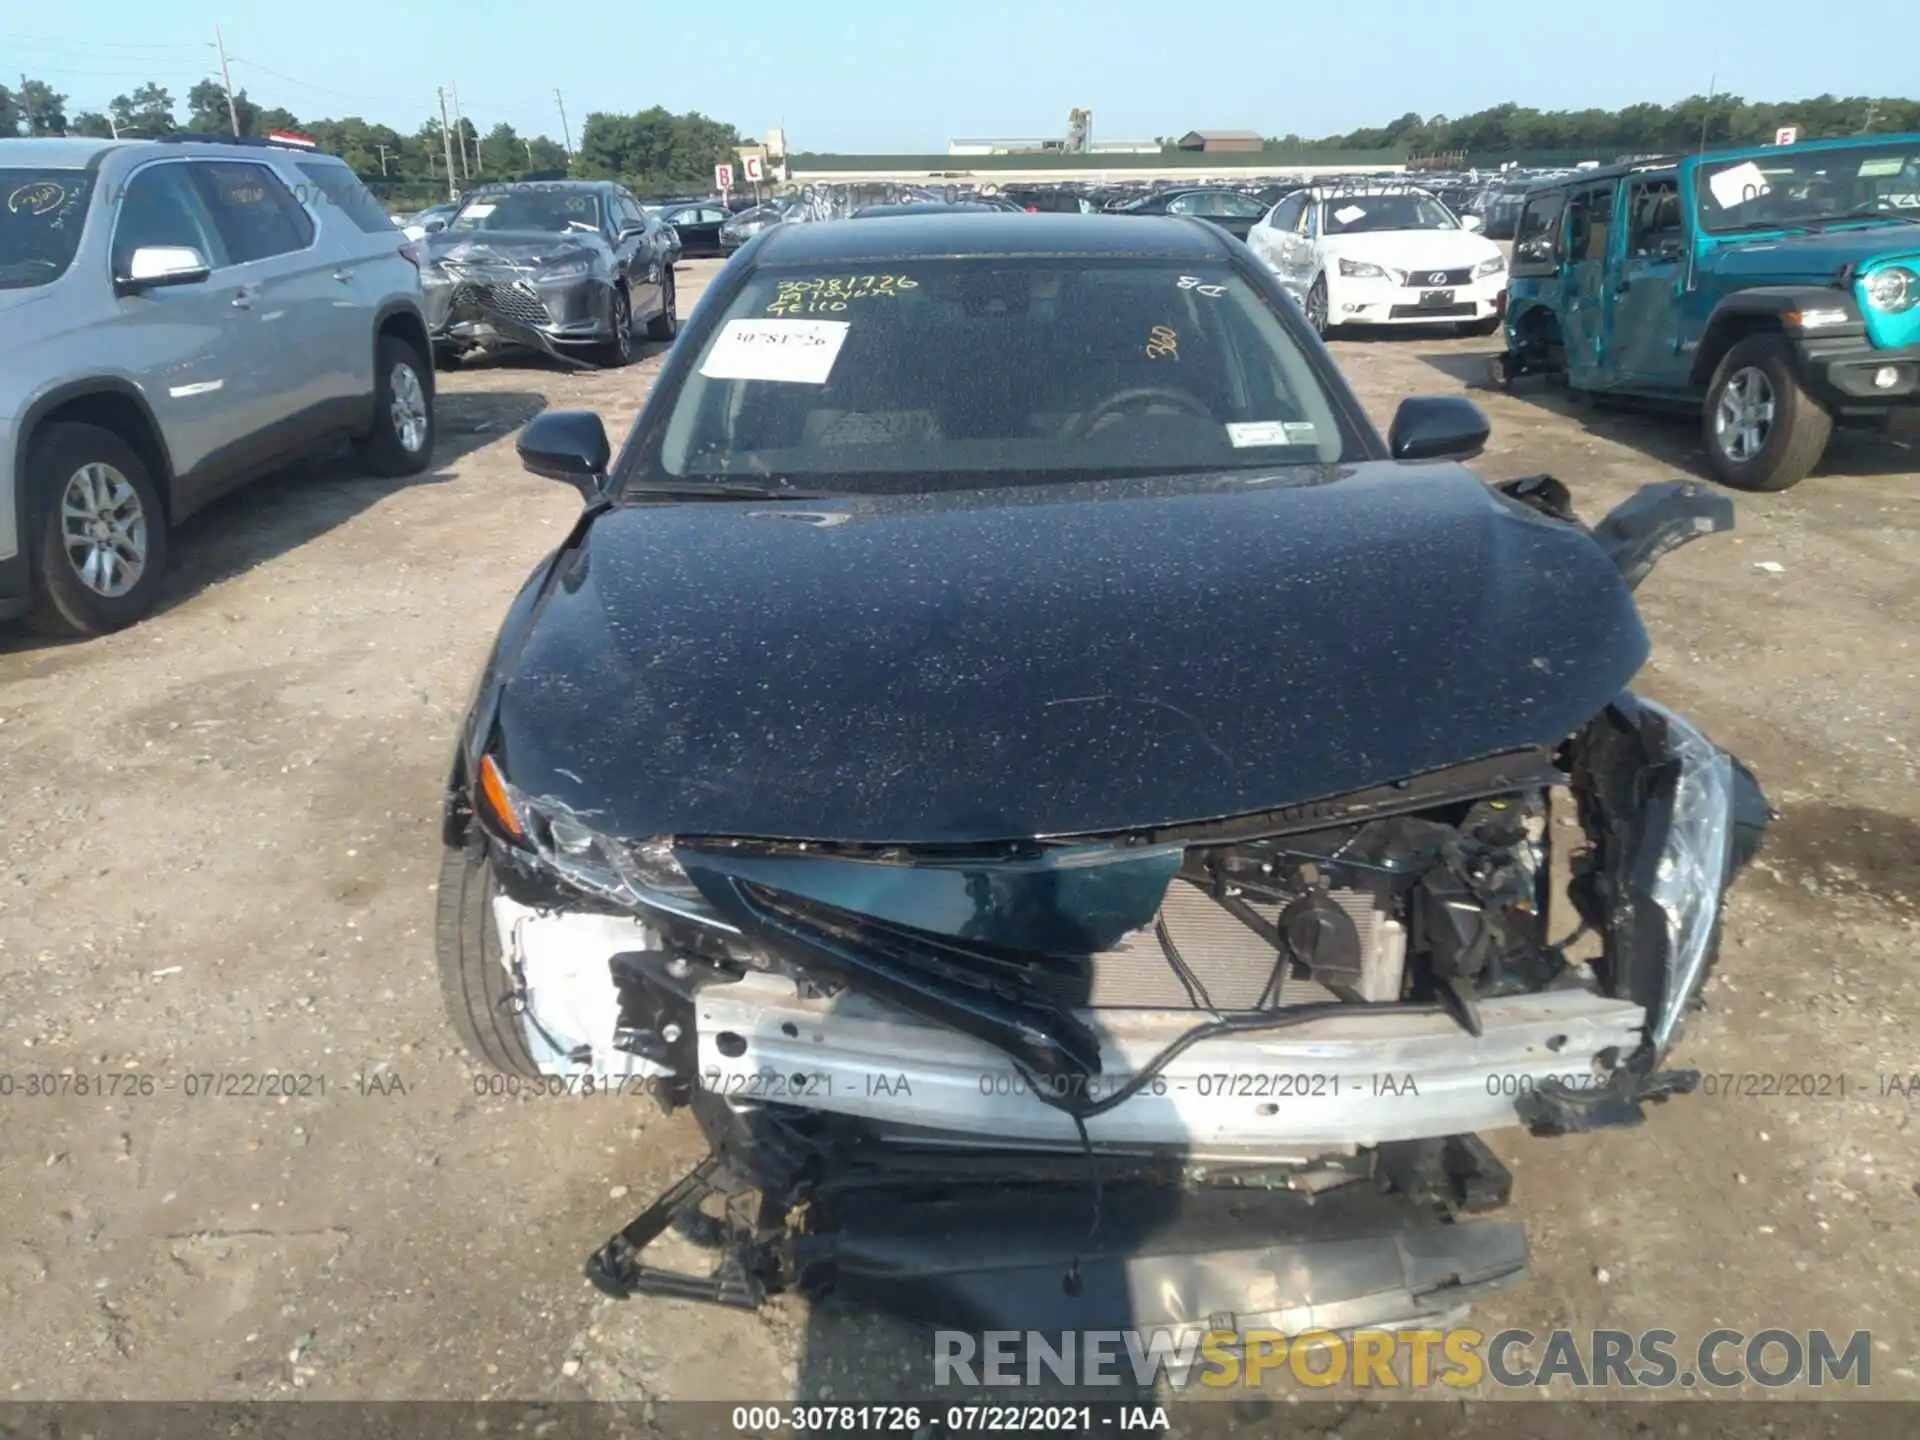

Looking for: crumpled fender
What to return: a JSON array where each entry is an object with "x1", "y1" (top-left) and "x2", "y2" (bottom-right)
[{"x1": 1495, "y1": 476, "x2": 1735, "y2": 589}]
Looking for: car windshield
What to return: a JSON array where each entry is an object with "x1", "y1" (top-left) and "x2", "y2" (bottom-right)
[
  {"x1": 639, "y1": 256, "x2": 1355, "y2": 497},
  {"x1": 449, "y1": 189, "x2": 602, "y2": 234},
  {"x1": 1696, "y1": 141, "x2": 1920, "y2": 232},
  {"x1": 1, "y1": 169, "x2": 93, "y2": 290},
  {"x1": 1321, "y1": 193, "x2": 1458, "y2": 235}
]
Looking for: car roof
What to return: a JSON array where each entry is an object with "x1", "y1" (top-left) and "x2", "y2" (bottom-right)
[
  {"x1": 757, "y1": 211, "x2": 1231, "y2": 263},
  {"x1": 467, "y1": 179, "x2": 615, "y2": 194},
  {"x1": 2, "y1": 136, "x2": 124, "y2": 169},
  {"x1": 850, "y1": 201, "x2": 1003, "y2": 218}
]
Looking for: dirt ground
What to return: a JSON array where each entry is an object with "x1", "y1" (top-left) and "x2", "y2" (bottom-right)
[{"x1": 2, "y1": 255, "x2": 1916, "y2": 1416}]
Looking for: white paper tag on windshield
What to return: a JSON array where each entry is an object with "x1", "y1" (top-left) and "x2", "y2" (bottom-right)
[
  {"x1": 1227, "y1": 421, "x2": 1289, "y2": 447},
  {"x1": 461, "y1": 202, "x2": 495, "y2": 218},
  {"x1": 1858, "y1": 157, "x2": 1906, "y2": 178},
  {"x1": 699, "y1": 319, "x2": 851, "y2": 384},
  {"x1": 1708, "y1": 161, "x2": 1770, "y2": 208},
  {"x1": 1334, "y1": 205, "x2": 1367, "y2": 224}
]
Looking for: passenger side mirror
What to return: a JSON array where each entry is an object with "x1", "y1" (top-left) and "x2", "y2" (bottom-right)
[
  {"x1": 517, "y1": 411, "x2": 612, "y2": 502},
  {"x1": 1388, "y1": 396, "x2": 1491, "y2": 462},
  {"x1": 1460, "y1": 214, "x2": 1484, "y2": 232},
  {"x1": 423, "y1": 218, "x2": 448, "y2": 234},
  {"x1": 115, "y1": 245, "x2": 211, "y2": 294}
]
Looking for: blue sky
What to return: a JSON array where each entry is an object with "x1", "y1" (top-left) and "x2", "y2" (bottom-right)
[{"x1": 5, "y1": 1, "x2": 1907, "y2": 151}]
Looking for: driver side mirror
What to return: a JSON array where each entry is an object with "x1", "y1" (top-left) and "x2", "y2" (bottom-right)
[
  {"x1": 1388, "y1": 396, "x2": 1491, "y2": 462},
  {"x1": 517, "y1": 411, "x2": 612, "y2": 503},
  {"x1": 115, "y1": 245, "x2": 211, "y2": 294},
  {"x1": 1460, "y1": 214, "x2": 1484, "y2": 232},
  {"x1": 423, "y1": 218, "x2": 447, "y2": 234}
]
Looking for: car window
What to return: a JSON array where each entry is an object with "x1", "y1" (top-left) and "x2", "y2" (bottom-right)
[
  {"x1": 449, "y1": 189, "x2": 602, "y2": 234},
  {"x1": 1164, "y1": 194, "x2": 1200, "y2": 215},
  {"x1": 1321, "y1": 193, "x2": 1457, "y2": 235},
  {"x1": 1565, "y1": 182, "x2": 1617, "y2": 263},
  {"x1": 1217, "y1": 193, "x2": 1266, "y2": 218},
  {"x1": 1694, "y1": 139, "x2": 1920, "y2": 232},
  {"x1": 1267, "y1": 195, "x2": 1302, "y2": 231},
  {"x1": 112, "y1": 162, "x2": 228, "y2": 275},
  {"x1": 647, "y1": 257, "x2": 1358, "y2": 496},
  {"x1": 1, "y1": 168, "x2": 94, "y2": 289},
  {"x1": 293, "y1": 160, "x2": 394, "y2": 233},
  {"x1": 1512, "y1": 190, "x2": 1564, "y2": 265},
  {"x1": 1626, "y1": 179, "x2": 1683, "y2": 258},
  {"x1": 189, "y1": 161, "x2": 314, "y2": 263}
]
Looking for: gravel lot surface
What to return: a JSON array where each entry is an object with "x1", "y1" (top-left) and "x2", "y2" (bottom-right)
[{"x1": 2, "y1": 255, "x2": 1915, "y2": 1416}]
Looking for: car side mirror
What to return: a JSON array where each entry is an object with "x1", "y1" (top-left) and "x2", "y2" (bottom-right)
[
  {"x1": 1388, "y1": 395, "x2": 1491, "y2": 462},
  {"x1": 1460, "y1": 214, "x2": 1484, "y2": 232},
  {"x1": 115, "y1": 245, "x2": 211, "y2": 294},
  {"x1": 517, "y1": 411, "x2": 612, "y2": 502},
  {"x1": 423, "y1": 218, "x2": 447, "y2": 234}
]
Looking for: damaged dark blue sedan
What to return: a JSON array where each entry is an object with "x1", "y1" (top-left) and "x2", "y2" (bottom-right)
[{"x1": 436, "y1": 213, "x2": 1769, "y2": 1345}]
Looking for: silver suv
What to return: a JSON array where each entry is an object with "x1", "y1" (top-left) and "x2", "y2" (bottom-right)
[{"x1": 0, "y1": 135, "x2": 437, "y2": 636}]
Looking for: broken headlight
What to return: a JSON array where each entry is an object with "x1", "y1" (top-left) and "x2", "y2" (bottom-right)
[
  {"x1": 1641, "y1": 701, "x2": 1737, "y2": 1053},
  {"x1": 538, "y1": 255, "x2": 599, "y2": 281},
  {"x1": 1474, "y1": 255, "x2": 1506, "y2": 279},
  {"x1": 479, "y1": 756, "x2": 710, "y2": 918}
]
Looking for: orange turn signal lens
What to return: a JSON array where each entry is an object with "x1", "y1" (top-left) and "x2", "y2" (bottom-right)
[{"x1": 476, "y1": 754, "x2": 524, "y2": 840}]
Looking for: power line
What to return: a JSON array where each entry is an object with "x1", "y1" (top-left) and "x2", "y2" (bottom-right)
[{"x1": 0, "y1": 32, "x2": 209, "y2": 52}]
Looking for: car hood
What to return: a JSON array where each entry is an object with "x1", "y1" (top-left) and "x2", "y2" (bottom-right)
[
  {"x1": 1324, "y1": 230, "x2": 1501, "y2": 270},
  {"x1": 424, "y1": 230, "x2": 609, "y2": 267},
  {"x1": 1702, "y1": 225, "x2": 1920, "y2": 283},
  {"x1": 491, "y1": 465, "x2": 1648, "y2": 846}
]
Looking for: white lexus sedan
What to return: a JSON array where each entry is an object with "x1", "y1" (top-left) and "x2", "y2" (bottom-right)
[{"x1": 1247, "y1": 183, "x2": 1508, "y2": 336}]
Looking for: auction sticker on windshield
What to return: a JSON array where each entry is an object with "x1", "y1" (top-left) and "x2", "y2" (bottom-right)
[
  {"x1": 1333, "y1": 205, "x2": 1367, "y2": 224},
  {"x1": 699, "y1": 318, "x2": 851, "y2": 384},
  {"x1": 1707, "y1": 161, "x2": 1770, "y2": 208}
]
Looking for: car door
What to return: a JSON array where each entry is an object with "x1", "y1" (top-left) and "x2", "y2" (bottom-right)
[
  {"x1": 1606, "y1": 177, "x2": 1689, "y2": 392},
  {"x1": 1212, "y1": 191, "x2": 1267, "y2": 241},
  {"x1": 1559, "y1": 179, "x2": 1620, "y2": 390},
  {"x1": 1297, "y1": 195, "x2": 1325, "y2": 291},
  {"x1": 186, "y1": 158, "x2": 349, "y2": 467},
  {"x1": 107, "y1": 159, "x2": 250, "y2": 494},
  {"x1": 1253, "y1": 193, "x2": 1302, "y2": 276}
]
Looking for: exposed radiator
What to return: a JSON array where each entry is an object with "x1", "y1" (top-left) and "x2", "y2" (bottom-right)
[{"x1": 1082, "y1": 879, "x2": 1404, "y2": 1010}]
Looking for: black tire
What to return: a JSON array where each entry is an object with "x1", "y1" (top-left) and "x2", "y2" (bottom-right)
[
  {"x1": 1702, "y1": 333, "x2": 1833, "y2": 492},
  {"x1": 353, "y1": 333, "x2": 436, "y2": 477},
  {"x1": 435, "y1": 841, "x2": 540, "y2": 1077},
  {"x1": 595, "y1": 285, "x2": 635, "y2": 367},
  {"x1": 24, "y1": 422, "x2": 170, "y2": 637},
  {"x1": 646, "y1": 267, "x2": 678, "y2": 342},
  {"x1": 1305, "y1": 275, "x2": 1330, "y2": 337}
]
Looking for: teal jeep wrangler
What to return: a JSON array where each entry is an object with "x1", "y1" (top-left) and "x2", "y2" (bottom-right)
[{"x1": 1494, "y1": 134, "x2": 1920, "y2": 491}]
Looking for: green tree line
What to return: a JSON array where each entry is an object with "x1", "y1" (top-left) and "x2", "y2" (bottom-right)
[
  {"x1": 0, "y1": 75, "x2": 742, "y2": 202},
  {"x1": 1275, "y1": 93, "x2": 1920, "y2": 157}
]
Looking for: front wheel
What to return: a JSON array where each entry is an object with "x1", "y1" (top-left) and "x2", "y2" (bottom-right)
[
  {"x1": 25, "y1": 422, "x2": 170, "y2": 637},
  {"x1": 1703, "y1": 334, "x2": 1833, "y2": 492},
  {"x1": 435, "y1": 842, "x2": 541, "y2": 1077},
  {"x1": 594, "y1": 285, "x2": 635, "y2": 367},
  {"x1": 646, "y1": 267, "x2": 678, "y2": 342},
  {"x1": 1305, "y1": 275, "x2": 1330, "y2": 337}
]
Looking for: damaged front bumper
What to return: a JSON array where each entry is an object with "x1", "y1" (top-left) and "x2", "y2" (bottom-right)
[{"x1": 422, "y1": 263, "x2": 614, "y2": 363}]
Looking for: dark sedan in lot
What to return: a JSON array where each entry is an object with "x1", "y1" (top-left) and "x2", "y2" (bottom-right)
[
  {"x1": 436, "y1": 211, "x2": 1764, "y2": 1341},
  {"x1": 421, "y1": 180, "x2": 678, "y2": 367},
  {"x1": 659, "y1": 202, "x2": 730, "y2": 258},
  {"x1": 1112, "y1": 186, "x2": 1271, "y2": 239}
]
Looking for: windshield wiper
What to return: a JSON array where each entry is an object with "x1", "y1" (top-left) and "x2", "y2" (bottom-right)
[
  {"x1": 625, "y1": 481, "x2": 835, "y2": 501},
  {"x1": 1808, "y1": 208, "x2": 1920, "y2": 227}
]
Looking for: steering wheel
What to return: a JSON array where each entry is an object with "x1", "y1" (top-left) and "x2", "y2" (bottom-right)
[{"x1": 1072, "y1": 385, "x2": 1213, "y2": 437}]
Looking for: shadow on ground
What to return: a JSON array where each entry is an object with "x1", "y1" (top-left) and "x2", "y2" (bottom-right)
[
  {"x1": 0, "y1": 387, "x2": 547, "y2": 657},
  {"x1": 1414, "y1": 352, "x2": 1920, "y2": 483}
]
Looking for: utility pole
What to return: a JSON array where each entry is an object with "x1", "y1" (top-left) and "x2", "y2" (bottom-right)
[
  {"x1": 376, "y1": 143, "x2": 390, "y2": 176},
  {"x1": 437, "y1": 87, "x2": 459, "y2": 203},
  {"x1": 554, "y1": 88, "x2": 572, "y2": 158},
  {"x1": 524, "y1": 138, "x2": 534, "y2": 168},
  {"x1": 450, "y1": 82, "x2": 470, "y2": 180},
  {"x1": 214, "y1": 23, "x2": 240, "y2": 135}
]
